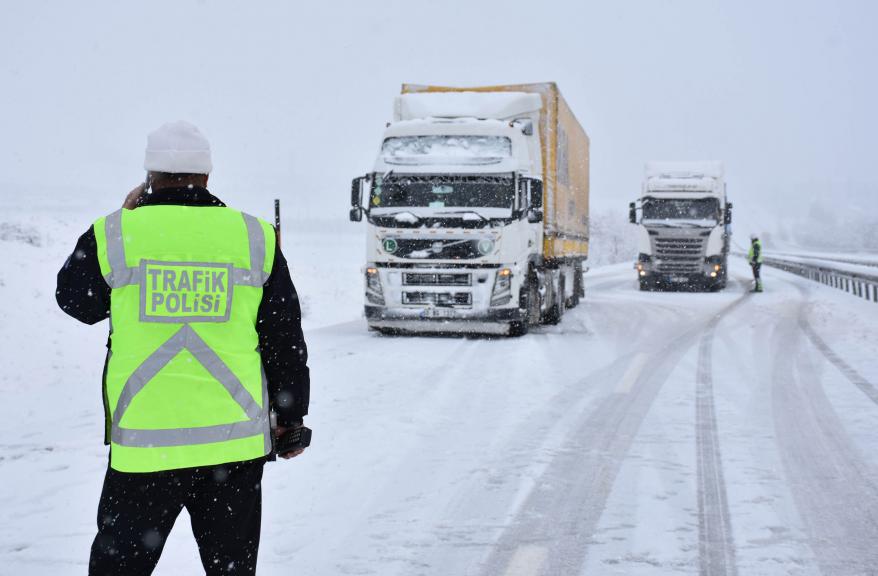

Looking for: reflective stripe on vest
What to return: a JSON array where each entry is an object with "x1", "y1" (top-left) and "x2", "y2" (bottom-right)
[
  {"x1": 97, "y1": 207, "x2": 274, "y2": 472},
  {"x1": 110, "y1": 324, "x2": 267, "y2": 448},
  {"x1": 102, "y1": 210, "x2": 270, "y2": 289}
]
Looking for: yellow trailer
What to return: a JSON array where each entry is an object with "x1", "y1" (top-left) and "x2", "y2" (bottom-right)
[{"x1": 401, "y1": 82, "x2": 590, "y2": 263}]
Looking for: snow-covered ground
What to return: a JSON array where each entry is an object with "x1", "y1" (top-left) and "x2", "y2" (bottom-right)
[{"x1": 2, "y1": 210, "x2": 878, "y2": 575}]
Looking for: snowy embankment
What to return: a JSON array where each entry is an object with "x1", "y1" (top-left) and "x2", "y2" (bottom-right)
[{"x1": 2, "y1": 208, "x2": 878, "y2": 575}]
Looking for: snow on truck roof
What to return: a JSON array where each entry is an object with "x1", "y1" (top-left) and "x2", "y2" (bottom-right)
[
  {"x1": 645, "y1": 161, "x2": 724, "y2": 179},
  {"x1": 394, "y1": 92, "x2": 543, "y2": 122}
]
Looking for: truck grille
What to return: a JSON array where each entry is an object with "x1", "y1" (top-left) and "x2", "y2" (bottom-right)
[
  {"x1": 402, "y1": 292, "x2": 472, "y2": 306},
  {"x1": 393, "y1": 239, "x2": 485, "y2": 260},
  {"x1": 655, "y1": 237, "x2": 705, "y2": 274},
  {"x1": 403, "y1": 272, "x2": 471, "y2": 286}
]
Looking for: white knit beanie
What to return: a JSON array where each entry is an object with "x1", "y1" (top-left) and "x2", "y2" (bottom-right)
[{"x1": 144, "y1": 121, "x2": 213, "y2": 174}]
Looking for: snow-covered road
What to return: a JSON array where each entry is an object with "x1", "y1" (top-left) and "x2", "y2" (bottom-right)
[{"x1": 2, "y1": 218, "x2": 878, "y2": 575}]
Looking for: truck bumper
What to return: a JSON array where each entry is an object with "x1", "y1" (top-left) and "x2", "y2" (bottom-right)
[
  {"x1": 640, "y1": 271, "x2": 724, "y2": 290},
  {"x1": 365, "y1": 305, "x2": 523, "y2": 335}
]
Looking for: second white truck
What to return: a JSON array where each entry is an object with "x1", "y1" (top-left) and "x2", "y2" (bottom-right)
[{"x1": 629, "y1": 161, "x2": 732, "y2": 291}]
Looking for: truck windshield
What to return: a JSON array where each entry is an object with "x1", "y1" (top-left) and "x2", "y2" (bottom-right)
[
  {"x1": 370, "y1": 175, "x2": 515, "y2": 209},
  {"x1": 382, "y1": 135, "x2": 512, "y2": 166},
  {"x1": 642, "y1": 197, "x2": 719, "y2": 222}
]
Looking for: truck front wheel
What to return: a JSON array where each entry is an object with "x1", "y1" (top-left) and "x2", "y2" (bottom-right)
[
  {"x1": 510, "y1": 269, "x2": 540, "y2": 337},
  {"x1": 545, "y1": 274, "x2": 565, "y2": 325}
]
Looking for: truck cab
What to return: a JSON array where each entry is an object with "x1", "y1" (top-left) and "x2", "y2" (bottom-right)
[
  {"x1": 629, "y1": 162, "x2": 732, "y2": 291},
  {"x1": 350, "y1": 84, "x2": 589, "y2": 335}
]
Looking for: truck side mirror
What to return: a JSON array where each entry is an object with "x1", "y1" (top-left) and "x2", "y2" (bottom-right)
[
  {"x1": 351, "y1": 176, "x2": 365, "y2": 208},
  {"x1": 350, "y1": 176, "x2": 365, "y2": 222},
  {"x1": 527, "y1": 208, "x2": 543, "y2": 223},
  {"x1": 629, "y1": 202, "x2": 637, "y2": 224},
  {"x1": 526, "y1": 178, "x2": 543, "y2": 209},
  {"x1": 724, "y1": 202, "x2": 733, "y2": 225}
]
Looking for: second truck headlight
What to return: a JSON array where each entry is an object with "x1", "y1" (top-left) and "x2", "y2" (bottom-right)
[
  {"x1": 491, "y1": 267, "x2": 513, "y2": 306},
  {"x1": 365, "y1": 267, "x2": 385, "y2": 305}
]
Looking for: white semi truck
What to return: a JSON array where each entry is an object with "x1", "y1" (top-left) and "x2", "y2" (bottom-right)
[
  {"x1": 629, "y1": 161, "x2": 732, "y2": 291},
  {"x1": 350, "y1": 83, "x2": 590, "y2": 335}
]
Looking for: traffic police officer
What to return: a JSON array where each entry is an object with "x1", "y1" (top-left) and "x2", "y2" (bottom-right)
[
  {"x1": 56, "y1": 121, "x2": 310, "y2": 575},
  {"x1": 748, "y1": 233, "x2": 764, "y2": 292}
]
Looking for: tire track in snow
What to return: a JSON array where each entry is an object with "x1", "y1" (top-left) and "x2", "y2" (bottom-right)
[
  {"x1": 479, "y1": 291, "x2": 751, "y2": 576},
  {"x1": 695, "y1": 292, "x2": 749, "y2": 576},
  {"x1": 322, "y1": 335, "x2": 489, "y2": 576},
  {"x1": 332, "y1": 269, "x2": 679, "y2": 576},
  {"x1": 773, "y1": 278, "x2": 878, "y2": 407},
  {"x1": 406, "y1": 348, "x2": 652, "y2": 576},
  {"x1": 795, "y1": 299, "x2": 878, "y2": 407},
  {"x1": 771, "y1": 292, "x2": 878, "y2": 575},
  {"x1": 397, "y1": 272, "x2": 681, "y2": 576}
]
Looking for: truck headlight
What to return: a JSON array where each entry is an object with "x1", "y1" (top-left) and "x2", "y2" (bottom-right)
[
  {"x1": 491, "y1": 267, "x2": 513, "y2": 306},
  {"x1": 365, "y1": 267, "x2": 385, "y2": 305},
  {"x1": 704, "y1": 255, "x2": 723, "y2": 276}
]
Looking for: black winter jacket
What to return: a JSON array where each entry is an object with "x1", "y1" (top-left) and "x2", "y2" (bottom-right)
[{"x1": 55, "y1": 187, "x2": 310, "y2": 441}]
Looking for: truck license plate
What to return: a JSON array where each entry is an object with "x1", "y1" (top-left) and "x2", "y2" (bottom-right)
[
  {"x1": 423, "y1": 307, "x2": 454, "y2": 318},
  {"x1": 670, "y1": 276, "x2": 688, "y2": 283}
]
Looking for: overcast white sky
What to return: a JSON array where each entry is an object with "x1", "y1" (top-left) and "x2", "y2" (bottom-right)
[{"x1": 1, "y1": 0, "x2": 875, "y2": 238}]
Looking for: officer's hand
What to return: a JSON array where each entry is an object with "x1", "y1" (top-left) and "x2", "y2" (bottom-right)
[
  {"x1": 275, "y1": 423, "x2": 306, "y2": 460},
  {"x1": 123, "y1": 183, "x2": 146, "y2": 210}
]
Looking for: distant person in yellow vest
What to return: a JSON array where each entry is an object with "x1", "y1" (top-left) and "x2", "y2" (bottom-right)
[
  {"x1": 56, "y1": 121, "x2": 310, "y2": 575},
  {"x1": 748, "y1": 233, "x2": 764, "y2": 292}
]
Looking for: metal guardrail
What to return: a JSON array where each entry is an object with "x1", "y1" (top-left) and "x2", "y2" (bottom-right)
[
  {"x1": 760, "y1": 255, "x2": 878, "y2": 303},
  {"x1": 770, "y1": 252, "x2": 878, "y2": 269}
]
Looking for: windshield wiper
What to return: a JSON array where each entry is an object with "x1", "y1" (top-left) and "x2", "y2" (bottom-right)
[
  {"x1": 643, "y1": 220, "x2": 713, "y2": 228},
  {"x1": 671, "y1": 220, "x2": 717, "y2": 228},
  {"x1": 435, "y1": 210, "x2": 490, "y2": 223},
  {"x1": 378, "y1": 211, "x2": 422, "y2": 224}
]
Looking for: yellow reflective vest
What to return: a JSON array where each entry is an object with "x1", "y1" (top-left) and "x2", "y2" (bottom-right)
[
  {"x1": 93, "y1": 205, "x2": 276, "y2": 472},
  {"x1": 748, "y1": 239, "x2": 764, "y2": 264}
]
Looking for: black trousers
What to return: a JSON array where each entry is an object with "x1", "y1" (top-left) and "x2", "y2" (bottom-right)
[
  {"x1": 751, "y1": 262, "x2": 761, "y2": 281},
  {"x1": 89, "y1": 459, "x2": 264, "y2": 576}
]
